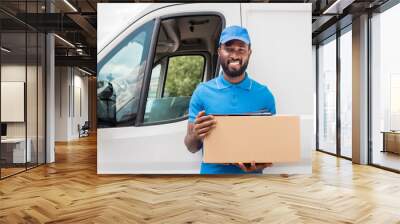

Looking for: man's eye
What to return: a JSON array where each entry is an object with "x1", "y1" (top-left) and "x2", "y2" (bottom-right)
[{"x1": 224, "y1": 47, "x2": 247, "y2": 54}]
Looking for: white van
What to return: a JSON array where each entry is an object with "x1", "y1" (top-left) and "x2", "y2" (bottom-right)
[{"x1": 97, "y1": 3, "x2": 314, "y2": 174}]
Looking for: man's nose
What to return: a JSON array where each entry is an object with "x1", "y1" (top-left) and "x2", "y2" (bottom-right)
[{"x1": 230, "y1": 52, "x2": 241, "y2": 60}]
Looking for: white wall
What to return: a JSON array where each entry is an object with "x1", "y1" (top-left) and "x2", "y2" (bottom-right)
[
  {"x1": 242, "y1": 3, "x2": 313, "y2": 174},
  {"x1": 1, "y1": 63, "x2": 46, "y2": 164},
  {"x1": 1, "y1": 65, "x2": 28, "y2": 138},
  {"x1": 55, "y1": 66, "x2": 68, "y2": 141},
  {"x1": 1, "y1": 65, "x2": 26, "y2": 125},
  {"x1": 1, "y1": 65, "x2": 26, "y2": 139},
  {"x1": 72, "y1": 73, "x2": 89, "y2": 138},
  {"x1": 1, "y1": 82, "x2": 25, "y2": 122},
  {"x1": 55, "y1": 67, "x2": 89, "y2": 141}
]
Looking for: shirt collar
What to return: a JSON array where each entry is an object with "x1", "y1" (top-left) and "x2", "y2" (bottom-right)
[{"x1": 216, "y1": 72, "x2": 252, "y2": 91}]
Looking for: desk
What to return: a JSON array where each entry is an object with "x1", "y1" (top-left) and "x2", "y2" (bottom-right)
[
  {"x1": 382, "y1": 131, "x2": 400, "y2": 154},
  {"x1": 1, "y1": 138, "x2": 31, "y2": 163}
]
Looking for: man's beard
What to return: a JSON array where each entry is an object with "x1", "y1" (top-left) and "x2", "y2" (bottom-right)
[{"x1": 221, "y1": 58, "x2": 249, "y2": 78}]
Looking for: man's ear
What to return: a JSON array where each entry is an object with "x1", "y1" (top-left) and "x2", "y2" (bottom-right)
[{"x1": 217, "y1": 46, "x2": 221, "y2": 56}]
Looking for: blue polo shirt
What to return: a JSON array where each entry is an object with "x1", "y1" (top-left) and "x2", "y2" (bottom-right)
[{"x1": 188, "y1": 72, "x2": 276, "y2": 174}]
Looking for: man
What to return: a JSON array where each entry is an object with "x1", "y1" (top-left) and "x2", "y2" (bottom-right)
[{"x1": 184, "y1": 25, "x2": 276, "y2": 174}]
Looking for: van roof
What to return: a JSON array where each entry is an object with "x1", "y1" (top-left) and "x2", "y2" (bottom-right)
[{"x1": 98, "y1": 3, "x2": 181, "y2": 54}]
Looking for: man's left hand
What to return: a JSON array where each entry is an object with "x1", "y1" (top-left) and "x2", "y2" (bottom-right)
[{"x1": 236, "y1": 161, "x2": 273, "y2": 173}]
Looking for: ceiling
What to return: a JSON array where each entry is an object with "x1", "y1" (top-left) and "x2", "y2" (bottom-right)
[{"x1": 0, "y1": 0, "x2": 392, "y2": 75}]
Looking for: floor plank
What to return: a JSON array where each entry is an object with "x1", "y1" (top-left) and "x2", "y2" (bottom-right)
[{"x1": 0, "y1": 135, "x2": 399, "y2": 223}]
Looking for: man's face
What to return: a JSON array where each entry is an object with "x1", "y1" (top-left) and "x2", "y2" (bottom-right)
[{"x1": 218, "y1": 40, "x2": 252, "y2": 78}]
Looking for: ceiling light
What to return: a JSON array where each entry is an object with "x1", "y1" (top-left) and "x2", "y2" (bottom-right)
[
  {"x1": 1, "y1": 47, "x2": 11, "y2": 53},
  {"x1": 54, "y1": 34, "x2": 75, "y2": 48},
  {"x1": 76, "y1": 48, "x2": 85, "y2": 55},
  {"x1": 63, "y1": 0, "x2": 78, "y2": 12},
  {"x1": 78, "y1": 67, "x2": 93, "y2": 76},
  {"x1": 323, "y1": 0, "x2": 355, "y2": 15}
]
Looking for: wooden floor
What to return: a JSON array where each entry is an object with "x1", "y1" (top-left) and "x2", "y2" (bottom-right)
[
  {"x1": 1, "y1": 163, "x2": 45, "y2": 178},
  {"x1": 1, "y1": 135, "x2": 400, "y2": 223},
  {"x1": 373, "y1": 150, "x2": 400, "y2": 171},
  {"x1": 0, "y1": 167, "x2": 26, "y2": 178}
]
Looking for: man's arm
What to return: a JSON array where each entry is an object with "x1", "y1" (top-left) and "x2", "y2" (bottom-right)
[
  {"x1": 184, "y1": 111, "x2": 216, "y2": 153},
  {"x1": 184, "y1": 123, "x2": 202, "y2": 153}
]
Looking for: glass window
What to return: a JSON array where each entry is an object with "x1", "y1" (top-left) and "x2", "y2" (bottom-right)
[
  {"x1": 318, "y1": 37, "x2": 337, "y2": 155},
  {"x1": 148, "y1": 63, "x2": 163, "y2": 99},
  {"x1": 1, "y1": 31, "x2": 28, "y2": 177},
  {"x1": 340, "y1": 29, "x2": 352, "y2": 158},
  {"x1": 143, "y1": 55, "x2": 205, "y2": 124},
  {"x1": 390, "y1": 74, "x2": 400, "y2": 130},
  {"x1": 1, "y1": 1, "x2": 46, "y2": 178},
  {"x1": 371, "y1": 3, "x2": 400, "y2": 171},
  {"x1": 97, "y1": 20, "x2": 155, "y2": 127}
]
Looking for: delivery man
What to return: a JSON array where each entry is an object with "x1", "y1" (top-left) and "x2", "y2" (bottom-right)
[{"x1": 184, "y1": 26, "x2": 276, "y2": 174}]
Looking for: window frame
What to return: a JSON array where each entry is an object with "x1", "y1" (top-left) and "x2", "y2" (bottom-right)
[
  {"x1": 0, "y1": 2, "x2": 47, "y2": 179},
  {"x1": 97, "y1": 19, "x2": 157, "y2": 128},
  {"x1": 369, "y1": 1, "x2": 400, "y2": 173},
  {"x1": 316, "y1": 34, "x2": 338, "y2": 156},
  {"x1": 135, "y1": 11, "x2": 225, "y2": 127},
  {"x1": 338, "y1": 26, "x2": 353, "y2": 159},
  {"x1": 162, "y1": 53, "x2": 207, "y2": 98},
  {"x1": 140, "y1": 53, "x2": 207, "y2": 126},
  {"x1": 316, "y1": 24, "x2": 353, "y2": 161}
]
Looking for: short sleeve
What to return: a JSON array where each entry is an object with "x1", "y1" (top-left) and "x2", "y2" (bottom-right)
[{"x1": 188, "y1": 85, "x2": 204, "y2": 123}]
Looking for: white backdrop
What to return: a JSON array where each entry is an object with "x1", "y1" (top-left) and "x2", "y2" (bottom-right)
[
  {"x1": 97, "y1": 3, "x2": 313, "y2": 174},
  {"x1": 242, "y1": 4, "x2": 313, "y2": 173}
]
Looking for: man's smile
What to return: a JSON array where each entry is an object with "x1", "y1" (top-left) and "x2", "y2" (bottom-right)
[{"x1": 228, "y1": 59, "x2": 242, "y2": 69}]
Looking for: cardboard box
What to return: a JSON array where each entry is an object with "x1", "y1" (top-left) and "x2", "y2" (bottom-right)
[{"x1": 203, "y1": 115, "x2": 301, "y2": 163}]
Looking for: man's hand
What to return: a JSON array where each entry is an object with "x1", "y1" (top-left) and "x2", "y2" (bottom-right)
[
  {"x1": 193, "y1": 111, "x2": 217, "y2": 140},
  {"x1": 184, "y1": 111, "x2": 217, "y2": 153},
  {"x1": 236, "y1": 161, "x2": 273, "y2": 173}
]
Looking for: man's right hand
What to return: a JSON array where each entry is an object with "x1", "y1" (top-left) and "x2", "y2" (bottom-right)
[
  {"x1": 184, "y1": 111, "x2": 217, "y2": 153},
  {"x1": 193, "y1": 111, "x2": 217, "y2": 140}
]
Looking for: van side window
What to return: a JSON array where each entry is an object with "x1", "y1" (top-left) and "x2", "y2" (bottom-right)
[
  {"x1": 143, "y1": 55, "x2": 205, "y2": 124},
  {"x1": 97, "y1": 21, "x2": 154, "y2": 128}
]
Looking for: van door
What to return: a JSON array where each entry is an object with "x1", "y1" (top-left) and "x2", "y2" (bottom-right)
[{"x1": 97, "y1": 4, "x2": 241, "y2": 174}]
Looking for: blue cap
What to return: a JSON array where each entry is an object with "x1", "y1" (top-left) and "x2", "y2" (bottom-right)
[{"x1": 219, "y1": 25, "x2": 251, "y2": 46}]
